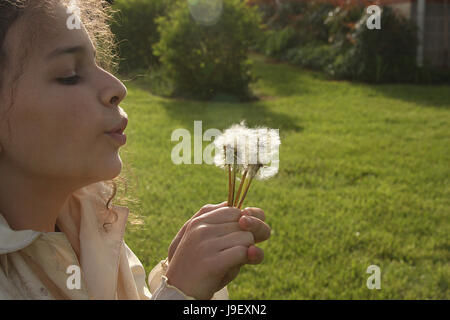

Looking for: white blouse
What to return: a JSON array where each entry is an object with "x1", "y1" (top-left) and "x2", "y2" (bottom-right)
[{"x1": 0, "y1": 181, "x2": 228, "y2": 300}]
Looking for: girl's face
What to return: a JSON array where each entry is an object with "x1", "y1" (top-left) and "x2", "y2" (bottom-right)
[{"x1": 0, "y1": 4, "x2": 128, "y2": 189}]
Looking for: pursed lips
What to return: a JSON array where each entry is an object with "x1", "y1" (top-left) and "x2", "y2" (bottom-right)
[{"x1": 105, "y1": 117, "x2": 128, "y2": 134}]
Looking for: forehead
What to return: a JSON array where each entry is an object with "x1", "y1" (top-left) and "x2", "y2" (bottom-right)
[{"x1": 4, "y1": 2, "x2": 93, "y2": 67}]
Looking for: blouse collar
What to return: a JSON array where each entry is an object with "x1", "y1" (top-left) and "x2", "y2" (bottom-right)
[{"x1": 0, "y1": 181, "x2": 130, "y2": 299}]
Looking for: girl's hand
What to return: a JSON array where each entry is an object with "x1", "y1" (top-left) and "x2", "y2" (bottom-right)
[
  {"x1": 168, "y1": 202, "x2": 271, "y2": 263},
  {"x1": 168, "y1": 202, "x2": 229, "y2": 263},
  {"x1": 165, "y1": 205, "x2": 271, "y2": 300}
]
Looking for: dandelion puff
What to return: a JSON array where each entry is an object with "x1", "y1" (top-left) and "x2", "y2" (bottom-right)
[
  {"x1": 254, "y1": 128, "x2": 280, "y2": 180},
  {"x1": 233, "y1": 129, "x2": 254, "y2": 206},
  {"x1": 213, "y1": 121, "x2": 281, "y2": 208},
  {"x1": 213, "y1": 135, "x2": 227, "y2": 168},
  {"x1": 237, "y1": 127, "x2": 281, "y2": 209},
  {"x1": 214, "y1": 121, "x2": 250, "y2": 206}
]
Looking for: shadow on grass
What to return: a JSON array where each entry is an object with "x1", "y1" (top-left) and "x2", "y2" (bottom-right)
[
  {"x1": 124, "y1": 57, "x2": 304, "y2": 133},
  {"x1": 249, "y1": 52, "x2": 343, "y2": 97},
  {"x1": 250, "y1": 52, "x2": 450, "y2": 109},
  {"x1": 250, "y1": 58, "x2": 322, "y2": 98},
  {"x1": 157, "y1": 98, "x2": 304, "y2": 134},
  {"x1": 369, "y1": 83, "x2": 450, "y2": 109}
]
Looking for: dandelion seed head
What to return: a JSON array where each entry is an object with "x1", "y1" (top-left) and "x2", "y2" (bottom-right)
[
  {"x1": 247, "y1": 163, "x2": 262, "y2": 179},
  {"x1": 213, "y1": 136, "x2": 227, "y2": 168},
  {"x1": 269, "y1": 129, "x2": 281, "y2": 155},
  {"x1": 255, "y1": 163, "x2": 279, "y2": 180},
  {"x1": 245, "y1": 129, "x2": 259, "y2": 166},
  {"x1": 217, "y1": 121, "x2": 249, "y2": 167},
  {"x1": 214, "y1": 121, "x2": 280, "y2": 180},
  {"x1": 245, "y1": 127, "x2": 280, "y2": 180}
]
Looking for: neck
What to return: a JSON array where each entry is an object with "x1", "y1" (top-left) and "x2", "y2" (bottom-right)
[{"x1": 0, "y1": 162, "x2": 83, "y2": 233}]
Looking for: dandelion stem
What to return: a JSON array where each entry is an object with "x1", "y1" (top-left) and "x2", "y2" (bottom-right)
[
  {"x1": 237, "y1": 175, "x2": 253, "y2": 210},
  {"x1": 238, "y1": 165, "x2": 261, "y2": 209},
  {"x1": 224, "y1": 145, "x2": 233, "y2": 207},
  {"x1": 231, "y1": 163, "x2": 237, "y2": 207},
  {"x1": 234, "y1": 168, "x2": 248, "y2": 207},
  {"x1": 227, "y1": 164, "x2": 232, "y2": 206}
]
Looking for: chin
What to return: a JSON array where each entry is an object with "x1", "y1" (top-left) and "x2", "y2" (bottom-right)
[
  {"x1": 94, "y1": 152, "x2": 124, "y2": 182},
  {"x1": 106, "y1": 154, "x2": 124, "y2": 179}
]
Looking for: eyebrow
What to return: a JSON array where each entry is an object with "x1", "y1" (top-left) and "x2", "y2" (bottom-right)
[{"x1": 46, "y1": 45, "x2": 97, "y2": 61}]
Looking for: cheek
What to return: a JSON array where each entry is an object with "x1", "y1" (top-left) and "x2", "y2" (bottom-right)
[{"x1": 7, "y1": 89, "x2": 99, "y2": 170}]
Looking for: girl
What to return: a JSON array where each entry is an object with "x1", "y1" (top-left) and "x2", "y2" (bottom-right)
[{"x1": 0, "y1": 0, "x2": 271, "y2": 300}]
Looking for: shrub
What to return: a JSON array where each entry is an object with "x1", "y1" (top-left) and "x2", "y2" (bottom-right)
[
  {"x1": 247, "y1": 0, "x2": 308, "y2": 30},
  {"x1": 324, "y1": 4, "x2": 366, "y2": 50},
  {"x1": 259, "y1": 26, "x2": 298, "y2": 59},
  {"x1": 251, "y1": 1, "x2": 334, "y2": 60},
  {"x1": 286, "y1": 43, "x2": 337, "y2": 70},
  {"x1": 329, "y1": 6, "x2": 419, "y2": 83},
  {"x1": 297, "y1": 1, "x2": 335, "y2": 43},
  {"x1": 110, "y1": 0, "x2": 172, "y2": 74},
  {"x1": 153, "y1": 0, "x2": 262, "y2": 101}
]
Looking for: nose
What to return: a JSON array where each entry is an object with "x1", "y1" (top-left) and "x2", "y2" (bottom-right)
[{"x1": 100, "y1": 72, "x2": 127, "y2": 108}]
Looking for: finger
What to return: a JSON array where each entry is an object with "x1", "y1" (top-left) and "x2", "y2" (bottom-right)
[
  {"x1": 194, "y1": 207, "x2": 242, "y2": 224},
  {"x1": 169, "y1": 201, "x2": 228, "y2": 260},
  {"x1": 204, "y1": 222, "x2": 242, "y2": 238},
  {"x1": 195, "y1": 201, "x2": 229, "y2": 218},
  {"x1": 216, "y1": 245, "x2": 248, "y2": 271},
  {"x1": 238, "y1": 215, "x2": 271, "y2": 243},
  {"x1": 241, "y1": 207, "x2": 265, "y2": 222},
  {"x1": 179, "y1": 202, "x2": 229, "y2": 238},
  {"x1": 211, "y1": 231, "x2": 254, "y2": 251},
  {"x1": 247, "y1": 245, "x2": 264, "y2": 265}
]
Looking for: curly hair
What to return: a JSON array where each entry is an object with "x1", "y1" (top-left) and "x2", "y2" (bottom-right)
[{"x1": 0, "y1": 0, "x2": 137, "y2": 229}]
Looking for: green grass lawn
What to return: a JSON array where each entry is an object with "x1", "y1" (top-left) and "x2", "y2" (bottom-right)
[{"x1": 117, "y1": 54, "x2": 449, "y2": 299}]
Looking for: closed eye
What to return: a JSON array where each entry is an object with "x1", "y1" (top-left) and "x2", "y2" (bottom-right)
[{"x1": 57, "y1": 75, "x2": 81, "y2": 85}]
